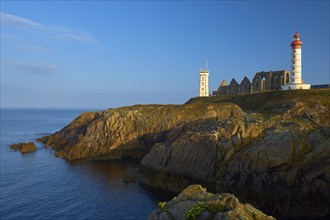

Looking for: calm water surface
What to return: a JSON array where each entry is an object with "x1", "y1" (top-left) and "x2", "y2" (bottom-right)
[{"x1": 0, "y1": 109, "x2": 172, "y2": 220}]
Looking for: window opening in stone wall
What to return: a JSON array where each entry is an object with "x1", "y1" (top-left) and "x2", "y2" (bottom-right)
[{"x1": 286, "y1": 73, "x2": 290, "y2": 83}]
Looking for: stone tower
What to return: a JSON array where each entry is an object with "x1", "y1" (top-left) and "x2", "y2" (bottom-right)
[
  {"x1": 199, "y1": 67, "x2": 209, "y2": 97},
  {"x1": 282, "y1": 32, "x2": 310, "y2": 90}
]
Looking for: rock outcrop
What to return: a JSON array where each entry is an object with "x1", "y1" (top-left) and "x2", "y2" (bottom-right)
[
  {"x1": 10, "y1": 142, "x2": 37, "y2": 153},
  {"x1": 38, "y1": 103, "x2": 244, "y2": 160},
  {"x1": 140, "y1": 90, "x2": 330, "y2": 219},
  {"x1": 148, "y1": 184, "x2": 275, "y2": 220},
  {"x1": 37, "y1": 89, "x2": 330, "y2": 219}
]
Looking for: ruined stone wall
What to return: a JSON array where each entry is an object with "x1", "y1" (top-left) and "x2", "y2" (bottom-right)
[{"x1": 213, "y1": 70, "x2": 291, "y2": 96}]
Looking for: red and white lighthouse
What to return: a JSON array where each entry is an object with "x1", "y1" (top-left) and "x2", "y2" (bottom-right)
[
  {"x1": 291, "y1": 32, "x2": 303, "y2": 84},
  {"x1": 282, "y1": 32, "x2": 310, "y2": 90}
]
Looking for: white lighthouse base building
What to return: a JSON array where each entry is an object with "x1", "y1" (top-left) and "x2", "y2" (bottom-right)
[{"x1": 281, "y1": 84, "x2": 310, "y2": 90}]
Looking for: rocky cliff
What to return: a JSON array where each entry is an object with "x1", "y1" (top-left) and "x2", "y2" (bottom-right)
[
  {"x1": 38, "y1": 89, "x2": 330, "y2": 219},
  {"x1": 38, "y1": 103, "x2": 244, "y2": 160},
  {"x1": 140, "y1": 90, "x2": 330, "y2": 219},
  {"x1": 148, "y1": 184, "x2": 275, "y2": 220}
]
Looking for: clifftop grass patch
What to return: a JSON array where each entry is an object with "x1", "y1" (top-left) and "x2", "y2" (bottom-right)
[{"x1": 186, "y1": 89, "x2": 330, "y2": 112}]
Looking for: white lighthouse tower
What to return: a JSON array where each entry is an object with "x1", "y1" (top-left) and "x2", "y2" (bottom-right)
[
  {"x1": 199, "y1": 60, "x2": 209, "y2": 97},
  {"x1": 282, "y1": 32, "x2": 310, "y2": 90}
]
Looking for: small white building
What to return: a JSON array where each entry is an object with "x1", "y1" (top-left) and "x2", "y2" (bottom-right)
[
  {"x1": 282, "y1": 32, "x2": 310, "y2": 90},
  {"x1": 199, "y1": 69, "x2": 209, "y2": 97},
  {"x1": 199, "y1": 60, "x2": 210, "y2": 97}
]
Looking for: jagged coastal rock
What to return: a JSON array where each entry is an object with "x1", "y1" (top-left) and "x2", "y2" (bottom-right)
[
  {"x1": 148, "y1": 184, "x2": 275, "y2": 220},
  {"x1": 38, "y1": 103, "x2": 244, "y2": 160},
  {"x1": 10, "y1": 142, "x2": 37, "y2": 153},
  {"x1": 140, "y1": 90, "x2": 330, "y2": 219},
  {"x1": 38, "y1": 89, "x2": 330, "y2": 219}
]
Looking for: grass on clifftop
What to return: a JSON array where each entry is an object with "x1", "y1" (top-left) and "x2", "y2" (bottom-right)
[{"x1": 186, "y1": 89, "x2": 330, "y2": 112}]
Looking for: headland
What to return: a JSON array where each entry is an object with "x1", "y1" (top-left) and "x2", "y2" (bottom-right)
[{"x1": 36, "y1": 89, "x2": 330, "y2": 219}]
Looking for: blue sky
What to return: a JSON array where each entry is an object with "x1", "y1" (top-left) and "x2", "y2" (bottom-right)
[{"x1": 1, "y1": 1, "x2": 329, "y2": 109}]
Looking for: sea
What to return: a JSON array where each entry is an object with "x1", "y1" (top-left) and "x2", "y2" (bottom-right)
[{"x1": 0, "y1": 108, "x2": 172, "y2": 220}]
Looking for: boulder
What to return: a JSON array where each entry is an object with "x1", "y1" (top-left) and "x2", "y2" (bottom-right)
[{"x1": 148, "y1": 184, "x2": 275, "y2": 220}]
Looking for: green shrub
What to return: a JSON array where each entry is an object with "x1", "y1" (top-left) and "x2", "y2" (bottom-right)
[
  {"x1": 158, "y1": 201, "x2": 168, "y2": 212},
  {"x1": 183, "y1": 202, "x2": 208, "y2": 220}
]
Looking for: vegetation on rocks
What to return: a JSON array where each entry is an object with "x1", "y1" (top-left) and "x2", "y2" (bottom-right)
[
  {"x1": 186, "y1": 89, "x2": 330, "y2": 113},
  {"x1": 148, "y1": 184, "x2": 275, "y2": 220},
  {"x1": 158, "y1": 202, "x2": 168, "y2": 213},
  {"x1": 183, "y1": 202, "x2": 208, "y2": 220}
]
